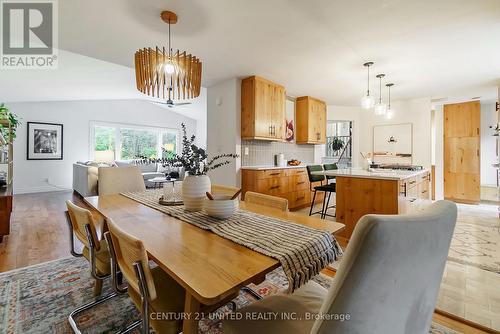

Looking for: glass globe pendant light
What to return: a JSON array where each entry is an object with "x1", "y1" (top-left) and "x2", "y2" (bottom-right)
[
  {"x1": 361, "y1": 62, "x2": 375, "y2": 109},
  {"x1": 385, "y1": 83, "x2": 395, "y2": 119},
  {"x1": 374, "y1": 74, "x2": 387, "y2": 115}
]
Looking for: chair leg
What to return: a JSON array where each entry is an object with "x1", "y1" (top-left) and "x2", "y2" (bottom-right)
[
  {"x1": 93, "y1": 279, "x2": 103, "y2": 297},
  {"x1": 68, "y1": 291, "x2": 118, "y2": 334},
  {"x1": 320, "y1": 191, "x2": 328, "y2": 219},
  {"x1": 309, "y1": 190, "x2": 317, "y2": 216},
  {"x1": 241, "y1": 286, "x2": 263, "y2": 301},
  {"x1": 322, "y1": 192, "x2": 332, "y2": 219}
]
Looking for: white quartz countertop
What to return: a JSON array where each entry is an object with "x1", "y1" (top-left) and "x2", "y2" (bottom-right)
[
  {"x1": 240, "y1": 164, "x2": 311, "y2": 170},
  {"x1": 311, "y1": 167, "x2": 429, "y2": 181}
]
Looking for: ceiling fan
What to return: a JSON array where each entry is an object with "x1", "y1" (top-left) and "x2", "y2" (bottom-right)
[{"x1": 151, "y1": 98, "x2": 191, "y2": 108}]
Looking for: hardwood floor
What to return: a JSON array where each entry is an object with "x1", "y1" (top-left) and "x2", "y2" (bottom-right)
[
  {"x1": 0, "y1": 190, "x2": 494, "y2": 334},
  {"x1": 0, "y1": 191, "x2": 82, "y2": 272}
]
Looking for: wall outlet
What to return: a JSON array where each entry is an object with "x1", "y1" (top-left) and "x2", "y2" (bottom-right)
[
  {"x1": 42, "y1": 177, "x2": 49, "y2": 183},
  {"x1": 244, "y1": 147, "x2": 249, "y2": 156}
]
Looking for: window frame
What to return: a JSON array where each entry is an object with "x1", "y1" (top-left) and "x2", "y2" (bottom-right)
[{"x1": 89, "y1": 121, "x2": 180, "y2": 161}]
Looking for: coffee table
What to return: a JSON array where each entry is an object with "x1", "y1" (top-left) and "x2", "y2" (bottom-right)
[{"x1": 147, "y1": 177, "x2": 177, "y2": 189}]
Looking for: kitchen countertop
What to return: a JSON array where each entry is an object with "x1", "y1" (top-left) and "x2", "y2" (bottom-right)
[
  {"x1": 311, "y1": 167, "x2": 429, "y2": 181},
  {"x1": 240, "y1": 164, "x2": 311, "y2": 170}
]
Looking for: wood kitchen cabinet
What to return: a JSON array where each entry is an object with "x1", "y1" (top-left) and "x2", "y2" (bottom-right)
[
  {"x1": 241, "y1": 167, "x2": 324, "y2": 210},
  {"x1": 295, "y1": 96, "x2": 327, "y2": 144},
  {"x1": 398, "y1": 171, "x2": 432, "y2": 215},
  {"x1": 241, "y1": 76, "x2": 285, "y2": 141}
]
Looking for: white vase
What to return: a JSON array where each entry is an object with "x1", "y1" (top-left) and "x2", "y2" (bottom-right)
[{"x1": 182, "y1": 174, "x2": 211, "y2": 211}]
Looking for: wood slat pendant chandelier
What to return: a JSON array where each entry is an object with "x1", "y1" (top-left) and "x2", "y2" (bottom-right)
[{"x1": 135, "y1": 11, "x2": 202, "y2": 101}]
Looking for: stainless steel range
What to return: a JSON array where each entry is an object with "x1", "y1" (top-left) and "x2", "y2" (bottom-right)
[{"x1": 377, "y1": 164, "x2": 424, "y2": 171}]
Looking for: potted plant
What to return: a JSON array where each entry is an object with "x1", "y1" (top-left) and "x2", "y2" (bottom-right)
[
  {"x1": 139, "y1": 123, "x2": 238, "y2": 211},
  {"x1": 0, "y1": 104, "x2": 20, "y2": 143},
  {"x1": 330, "y1": 136, "x2": 344, "y2": 153}
]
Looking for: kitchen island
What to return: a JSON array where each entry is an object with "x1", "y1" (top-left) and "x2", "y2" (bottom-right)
[{"x1": 314, "y1": 168, "x2": 431, "y2": 239}]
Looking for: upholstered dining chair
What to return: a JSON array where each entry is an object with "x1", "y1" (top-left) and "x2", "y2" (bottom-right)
[
  {"x1": 98, "y1": 166, "x2": 146, "y2": 195},
  {"x1": 212, "y1": 184, "x2": 240, "y2": 197},
  {"x1": 244, "y1": 191, "x2": 288, "y2": 212},
  {"x1": 224, "y1": 200, "x2": 457, "y2": 334},
  {"x1": 106, "y1": 218, "x2": 186, "y2": 334},
  {"x1": 66, "y1": 200, "x2": 132, "y2": 333}
]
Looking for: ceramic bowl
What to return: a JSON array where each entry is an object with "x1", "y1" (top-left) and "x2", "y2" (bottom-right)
[{"x1": 203, "y1": 195, "x2": 238, "y2": 219}]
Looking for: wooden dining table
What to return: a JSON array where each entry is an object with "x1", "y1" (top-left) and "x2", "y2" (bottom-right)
[{"x1": 85, "y1": 194, "x2": 345, "y2": 334}]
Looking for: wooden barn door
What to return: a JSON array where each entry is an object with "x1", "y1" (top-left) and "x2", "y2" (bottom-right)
[{"x1": 444, "y1": 101, "x2": 480, "y2": 204}]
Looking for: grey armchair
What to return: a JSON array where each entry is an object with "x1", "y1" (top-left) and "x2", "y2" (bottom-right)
[{"x1": 224, "y1": 200, "x2": 457, "y2": 334}]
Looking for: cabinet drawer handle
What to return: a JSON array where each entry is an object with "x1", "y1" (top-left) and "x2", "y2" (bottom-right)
[
  {"x1": 269, "y1": 172, "x2": 280, "y2": 176},
  {"x1": 296, "y1": 196, "x2": 305, "y2": 200},
  {"x1": 421, "y1": 190, "x2": 428, "y2": 194},
  {"x1": 269, "y1": 186, "x2": 280, "y2": 190},
  {"x1": 297, "y1": 181, "x2": 305, "y2": 185},
  {"x1": 409, "y1": 181, "x2": 416, "y2": 185},
  {"x1": 409, "y1": 198, "x2": 417, "y2": 203}
]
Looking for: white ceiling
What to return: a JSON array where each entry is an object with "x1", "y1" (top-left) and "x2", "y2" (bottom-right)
[
  {"x1": 54, "y1": 0, "x2": 500, "y2": 105},
  {"x1": 1, "y1": 0, "x2": 499, "y2": 106},
  {"x1": 0, "y1": 49, "x2": 207, "y2": 121}
]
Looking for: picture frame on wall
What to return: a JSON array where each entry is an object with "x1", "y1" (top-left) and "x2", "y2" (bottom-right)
[
  {"x1": 285, "y1": 97, "x2": 295, "y2": 142},
  {"x1": 27, "y1": 122, "x2": 63, "y2": 160}
]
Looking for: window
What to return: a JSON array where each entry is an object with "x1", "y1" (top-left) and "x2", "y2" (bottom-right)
[
  {"x1": 325, "y1": 121, "x2": 352, "y2": 164},
  {"x1": 94, "y1": 125, "x2": 116, "y2": 154},
  {"x1": 91, "y1": 122, "x2": 179, "y2": 161}
]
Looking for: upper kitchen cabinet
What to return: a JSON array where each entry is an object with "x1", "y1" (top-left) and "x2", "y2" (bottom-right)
[
  {"x1": 295, "y1": 96, "x2": 327, "y2": 144},
  {"x1": 241, "y1": 76, "x2": 285, "y2": 141}
]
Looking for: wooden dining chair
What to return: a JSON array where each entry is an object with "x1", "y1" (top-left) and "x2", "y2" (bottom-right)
[
  {"x1": 244, "y1": 191, "x2": 288, "y2": 212},
  {"x1": 106, "y1": 218, "x2": 186, "y2": 334},
  {"x1": 224, "y1": 201, "x2": 458, "y2": 334},
  {"x1": 66, "y1": 200, "x2": 129, "y2": 333},
  {"x1": 212, "y1": 184, "x2": 240, "y2": 197},
  {"x1": 98, "y1": 166, "x2": 146, "y2": 195}
]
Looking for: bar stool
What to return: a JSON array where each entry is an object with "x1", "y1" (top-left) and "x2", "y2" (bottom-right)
[
  {"x1": 306, "y1": 165, "x2": 336, "y2": 219},
  {"x1": 322, "y1": 163, "x2": 338, "y2": 218}
]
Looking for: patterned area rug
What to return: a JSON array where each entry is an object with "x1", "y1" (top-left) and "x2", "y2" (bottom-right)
[
  {"x1": 0, "y1": 257, "x2": 458, "y2": 333},
  {"x1": 447, "y1": 203, "x2": 500, "y2": 273}
]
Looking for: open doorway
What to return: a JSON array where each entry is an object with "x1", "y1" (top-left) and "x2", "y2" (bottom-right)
[{"x1": 432, "y1": 99, "x2": 500, "y2": 332}]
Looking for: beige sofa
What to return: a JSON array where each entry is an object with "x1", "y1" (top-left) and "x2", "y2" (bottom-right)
[
  {"x1": 73, "y1": 163, "x2": 99, "y2": 197},
  {"x1": 72, "y1": 161, "x2": 184, "y2": 197}
]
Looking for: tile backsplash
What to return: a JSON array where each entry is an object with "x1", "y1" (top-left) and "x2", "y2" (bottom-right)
[{"x1": 241, "y1": 140, "x2": 315, "y2": 166}]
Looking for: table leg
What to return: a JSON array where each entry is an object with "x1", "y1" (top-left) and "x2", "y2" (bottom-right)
[{"x1": 183, "y1": 291, "x2": 201, "y2": 334}]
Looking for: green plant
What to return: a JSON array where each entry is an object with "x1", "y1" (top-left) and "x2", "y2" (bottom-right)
[
  {"x1": 330, "y1": 136, "x2": 344, "y2": 152},
  {"x1": 138, "y1": 123, "x2": 238, "y2": 176},
  {"x1": 0, "y1": 103, "x2": 20, "y2": 142}
]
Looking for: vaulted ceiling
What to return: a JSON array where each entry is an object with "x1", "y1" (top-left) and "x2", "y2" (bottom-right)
[{"x1": 7, "y1": 0, "x2": 500, "y2": 105}]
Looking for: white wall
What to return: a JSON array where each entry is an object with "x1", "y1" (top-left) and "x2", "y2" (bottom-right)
[
  {"x1": 434, "y1": 105, "x2": 444, "y2": 200},
  {"x1": 326, "y1": 105, "x2": 361, "y2": 167},
  {"x1": 207, "y1": 78, "x2": 241, "y2": 187},
  {"x1": 9, "y1": 99, "x2": 198, "y2": 194},
  {"x1": 357, "y1": 98, "x2": 432, "y2": 169},
  {"x1": 480, "y1": 102, "x2": 497, "y2": 186}
]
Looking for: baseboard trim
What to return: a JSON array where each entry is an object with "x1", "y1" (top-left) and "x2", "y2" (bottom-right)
[{"x1": 14, "y1": 185, "x2": 71, "y2": 194}]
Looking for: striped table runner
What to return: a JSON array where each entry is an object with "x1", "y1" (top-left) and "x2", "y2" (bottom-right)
[{"x1": 121, "y1": 189, "x2": 342, "y2": 292}]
